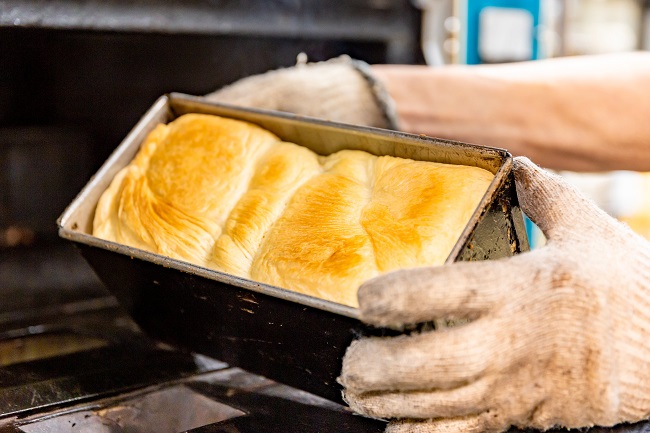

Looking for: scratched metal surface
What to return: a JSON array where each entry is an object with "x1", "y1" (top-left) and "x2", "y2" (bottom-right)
[{"x1": 5, "y1": 367, "x2": 386, "y2": 433}]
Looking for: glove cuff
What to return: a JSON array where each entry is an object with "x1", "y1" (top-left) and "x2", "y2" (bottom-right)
[
  {"x1": 206, "y1": 55, "x2": 400, "y2": 130},
  {"x1": 347, "y1": 57, "x2": 400, "y2": 131}
]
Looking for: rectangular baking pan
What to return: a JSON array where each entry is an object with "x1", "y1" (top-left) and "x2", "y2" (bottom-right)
[{"x1": 58, "y1": 93, "x2": 529, "y2": 404}]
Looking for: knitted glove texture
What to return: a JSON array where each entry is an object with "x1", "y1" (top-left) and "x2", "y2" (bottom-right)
[
  {"x1": 340, "y1": 157, "x2": 650, "y2": 433},
  {"x1": 206, "y1": 56, "x2": 398, "y2": 129}
]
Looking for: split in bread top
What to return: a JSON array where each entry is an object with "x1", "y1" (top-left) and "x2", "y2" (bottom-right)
[{"x1": 93, "y1": 113, "x2": 494, "y2": 307}]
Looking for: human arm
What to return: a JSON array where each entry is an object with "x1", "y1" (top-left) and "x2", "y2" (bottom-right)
[{"x1": 370, "y1": 52, "x2": 650, "y2": 172}]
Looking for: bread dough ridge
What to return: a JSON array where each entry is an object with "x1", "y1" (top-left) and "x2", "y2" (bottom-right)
[{"x1": 93, "y1": 113, "x2": 494, "y2": 307}]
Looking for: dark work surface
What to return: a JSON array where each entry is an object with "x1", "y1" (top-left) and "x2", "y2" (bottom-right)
[
  {"x1": 187, "y1": 381, "x2": 385, "y2": 433},
  {"x1": 512, "y1": 422, "x2": 650, "y2": 433},
  {"x1": 0, "y1": 329, "x2": 223, "y2": 418}
]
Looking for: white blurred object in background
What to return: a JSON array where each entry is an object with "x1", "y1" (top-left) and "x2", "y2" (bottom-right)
[
  {"x1": 478, "y1": 7, "x2": 534, "y2": 62},
  {"x1": 527, "y1": 171, "x2": 650, "y2": 247},
  {"x1": 560, "y1": 171, "x2": 650, "y2": 240},
  {"x1": 563, "y1": 0, "x2": 642, "y2": 54},
  {"x1": 413, "y1": 0, "x2": 454, "y2": 65},
  {"x1": 560, "y1": 171, "x2": 643, "y2": 217}
]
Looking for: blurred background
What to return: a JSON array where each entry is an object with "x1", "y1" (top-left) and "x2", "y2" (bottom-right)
[{"x1": 0, "y1": 0, "x2": 649, "y2": 318}]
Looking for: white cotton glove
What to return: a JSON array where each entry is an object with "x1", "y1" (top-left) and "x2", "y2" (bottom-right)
[
  {"x1": 205, "y1": 56, "x2": 398, "y2": 129},
  {"x1": 339, "y1": 157, "x2": 650, "y2": 433}
]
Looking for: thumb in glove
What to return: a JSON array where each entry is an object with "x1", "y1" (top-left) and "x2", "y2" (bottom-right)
[
  {"x1": 205, "y1": 56, "x2": 398, "y2": 130},
  {"x1": 339, "y1": 156, "x2": 650, "y2": 433}
]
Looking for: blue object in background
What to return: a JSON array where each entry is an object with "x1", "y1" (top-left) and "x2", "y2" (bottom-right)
[
  {"x1": 460, "y1": 0, "x2": 542, "y2": 65},
  {"x1": 524, "y1": 213, "x2": 544, "y2": 249}
]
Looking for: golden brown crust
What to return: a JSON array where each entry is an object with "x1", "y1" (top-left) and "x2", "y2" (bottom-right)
[{"x1": 93, "y1": 113, "x2": 493, "y2": 307}]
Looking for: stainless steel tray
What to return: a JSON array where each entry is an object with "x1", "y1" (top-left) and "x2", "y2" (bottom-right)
[{"x1": 59, "y1": 93, "x2": 528, "y2": 403}]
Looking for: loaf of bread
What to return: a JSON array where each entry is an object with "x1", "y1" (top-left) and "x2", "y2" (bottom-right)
[{"x1": 93, "y1": 114, "x2": 494, "y2": 307}]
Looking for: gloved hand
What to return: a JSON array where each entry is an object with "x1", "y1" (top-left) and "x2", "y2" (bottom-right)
[
  {"x1": 339, "y1": 157, "x2": 650, "y2": 433},
  {"x1": 205, "y1": 56, "x2": 398, "y2": 130}
]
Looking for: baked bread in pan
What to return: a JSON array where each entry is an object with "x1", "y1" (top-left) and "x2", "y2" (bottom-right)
[{"x1": 93, "y1": 113, "x2": 493, "y2": 307}]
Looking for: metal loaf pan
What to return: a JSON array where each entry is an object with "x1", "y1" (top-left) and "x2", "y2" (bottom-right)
[{"x1": 58, "y1": 93, "x2": 529, "y2": 404}]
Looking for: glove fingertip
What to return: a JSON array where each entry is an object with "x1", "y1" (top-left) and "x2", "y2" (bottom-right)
[
  {"x1": 357, "y1": 268, "x2": 432, "y2": 327},
  {"x1": 357, "y1": 277, "x2": 397, "y2": 325}
]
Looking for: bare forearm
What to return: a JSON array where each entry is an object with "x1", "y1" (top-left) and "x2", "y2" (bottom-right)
[{"x1": 372, "y1": 53, "x2": 650, "y2": 171}]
